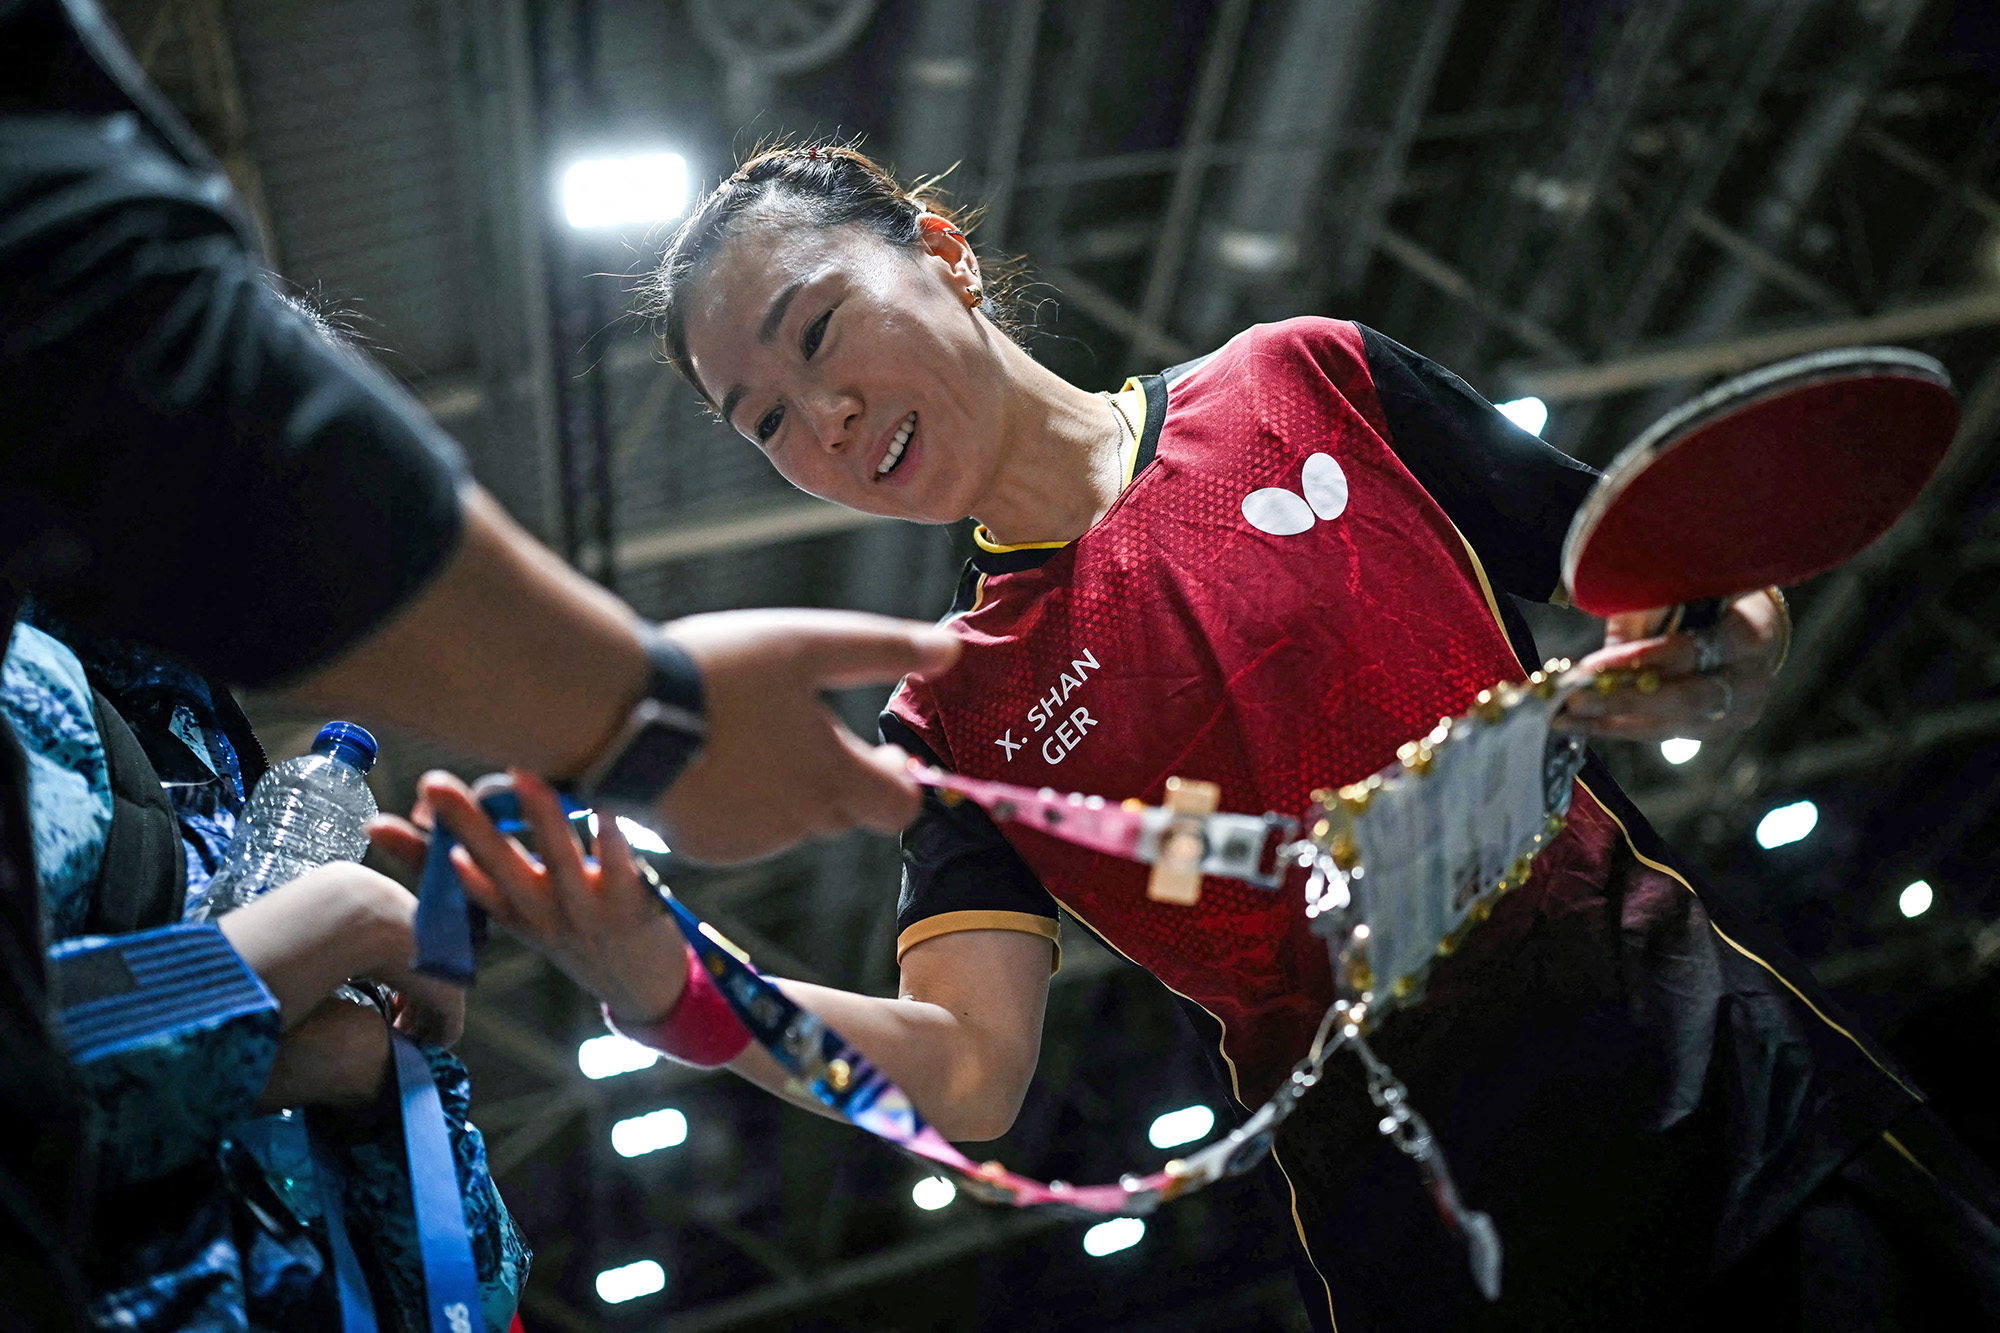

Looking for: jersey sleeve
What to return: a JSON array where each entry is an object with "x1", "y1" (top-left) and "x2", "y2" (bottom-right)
[
  {"x1": 878, "y1": 705, "x2": 1061, "y2": 970},
  {"x1": 1352, "y1": 324, "x2": 1599, "y2": 602}
]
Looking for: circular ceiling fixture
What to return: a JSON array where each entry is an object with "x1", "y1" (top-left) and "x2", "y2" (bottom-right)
[{"x1": 689, "y1": 0, "x2": 880, "y2": 77}]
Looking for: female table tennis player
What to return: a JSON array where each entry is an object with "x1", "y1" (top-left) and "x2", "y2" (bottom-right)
[{"x1": 416, "y1": 144, "x2": 2000, "y2": 1330}]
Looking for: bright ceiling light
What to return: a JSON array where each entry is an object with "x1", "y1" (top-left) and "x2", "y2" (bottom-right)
[
  {"x1": 1754, "y1": 799, "x2": 1818, "y2": 850},
  {"x1": 1660, "y1": 737, "x2": 1702, "y2": 765},
  {"x1": 585, "y1": 811, "x2": 671, "y2": 855},
  {"x1": 1496, "y1": 396, "x2": 1549, "y2": 438},
  {"x1": 578, "y1": 1032, "x2": 659, "y2": 1080},
  {"x1": 1147, "y1": 1105, "x2": 1215, "y2": 1149},
  {"x1": 1899, "y1": 880, "x2": 1934, "y2": 919},
  {"x1": 595, "y1": 1259, "x2": 666, "y2": 1304},
  {"x1": 611, "y1": 1108, "x2": 687, "y2": 1158},
  {"x1": 563, "y1": 153, "x2": 689, "y2": 229},
  {"x1": 911, "y1": 1175, "x2": 957, "y2": 1211},
  {"x1": 1083, "y1": 1217, "x2": 1145, "y2": 1258}
]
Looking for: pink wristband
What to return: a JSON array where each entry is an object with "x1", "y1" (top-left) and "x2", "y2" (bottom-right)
[{"x1": 605, "y1": 942, "x2": 752, "y2": 1068}]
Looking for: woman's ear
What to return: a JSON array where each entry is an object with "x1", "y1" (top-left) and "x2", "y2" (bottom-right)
[{"x1": 917, "y1": 214, "x2": 983, "y2": 293}]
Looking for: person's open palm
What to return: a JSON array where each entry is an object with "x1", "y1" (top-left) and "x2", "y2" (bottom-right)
[{"x1": 379, "y1": 770, "x2": 690, "y2": 1025}]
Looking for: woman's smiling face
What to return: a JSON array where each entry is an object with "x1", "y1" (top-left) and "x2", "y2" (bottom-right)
[{"x1": 684, "y1": 214, "x2": 1003, "y2": 523}]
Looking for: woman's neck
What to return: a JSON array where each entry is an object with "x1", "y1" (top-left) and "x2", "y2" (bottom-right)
[{"x1": 970, "y1": 346, "x2": 1131, "y2": 548}]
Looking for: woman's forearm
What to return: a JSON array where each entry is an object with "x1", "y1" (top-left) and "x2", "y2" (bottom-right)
[
  {"x1": 723, "y1": 931, "x2": 1055, "y2": 1143},
  {"x1": 725, "y1": 981, "x2": 1011, "y2": 1138}
]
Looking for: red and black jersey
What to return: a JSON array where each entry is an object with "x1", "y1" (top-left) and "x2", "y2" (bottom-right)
[{"x1": 881, "y1": 319, "x2": 1922, "y2": 1330}]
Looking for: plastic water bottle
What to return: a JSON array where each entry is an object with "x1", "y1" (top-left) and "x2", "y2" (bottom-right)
[{"x1": 192, "y1": 722, "x2": 380, "y2": 919}]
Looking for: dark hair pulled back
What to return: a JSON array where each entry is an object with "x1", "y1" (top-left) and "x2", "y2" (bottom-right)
[{"x1": 640, "y1": 137, "x2": 1024, "y2": 407}]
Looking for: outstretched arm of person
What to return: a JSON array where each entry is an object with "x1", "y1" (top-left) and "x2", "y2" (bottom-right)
[
  {"x1": 287, "y1": 491, "x2": 960, "y2": 863},
  {"x1": 400, "y1": 771, "x2": 1052, "y2": 1143}
]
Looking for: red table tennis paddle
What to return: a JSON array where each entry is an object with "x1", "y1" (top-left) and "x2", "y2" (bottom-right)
[{"x1": 1561, "y1": 346, "x2": 1959, "y2": 618}]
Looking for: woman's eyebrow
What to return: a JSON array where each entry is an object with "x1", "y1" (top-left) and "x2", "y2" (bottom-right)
[{"x1": 759, "y1": 278, "x2": 806, "y2": 344}]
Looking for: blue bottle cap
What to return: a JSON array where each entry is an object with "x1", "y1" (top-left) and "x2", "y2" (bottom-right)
[{"x1": 312, "y1": 722, "x2": 379, "y2": 774}]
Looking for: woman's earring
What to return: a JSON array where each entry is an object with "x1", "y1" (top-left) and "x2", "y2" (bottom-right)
[{"x1": 968, "y1": 286, "x2": 984, "y2": 308}]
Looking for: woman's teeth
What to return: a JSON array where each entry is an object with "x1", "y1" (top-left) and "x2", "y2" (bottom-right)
[{"x1": 876, "y1": 412, "x2": 917, "y2": 478}]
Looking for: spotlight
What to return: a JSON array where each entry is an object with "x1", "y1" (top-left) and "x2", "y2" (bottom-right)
[
  {"x1": 578, "y1": 1033, "x2": 659, "y2": 1080},
  {"x1": 911, "y1": 1176, "x2": 957, "y2": 1211},
  {"x1": 1660, "y1": 737, "x2": 1701, "y2": 765},
  {"x1": 1496, "y1": 397, "x2": 1549, "y2": 438},
  {"x1": 1083, "y1": 1217, "x2": 1145, "y2": 1257},
  {"x1": 563, "y1": 153, "x2": 689, "y2": 229},
  {"x1": 1754, "y1": 800, "x2": 1818, "y2": 850},
  {"x1": 595, "y1": 1259, "x2": 666, "y2": 1304},
  {"x1": 611, "y1": 1108, "x2": 687, "y2": 1158},
  {"x1": 1899, "y1": 880, "x2": 1933, "y2": 919},
  {"x1": 1147, "y1": 1105, "x2": 1216, "y2": 1149}
]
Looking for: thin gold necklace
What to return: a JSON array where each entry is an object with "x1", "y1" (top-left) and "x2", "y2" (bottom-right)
[{"x1": 1100, "y1": 389, "x2": 1138, "y2": 447}]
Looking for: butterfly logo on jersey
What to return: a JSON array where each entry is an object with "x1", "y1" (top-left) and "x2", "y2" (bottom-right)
[{"x1": 1241, "y1": 452, "x2": 1348, "y2": 536}]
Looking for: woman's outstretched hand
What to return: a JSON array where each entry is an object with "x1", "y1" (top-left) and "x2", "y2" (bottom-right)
[
  {"x1": 394, "y1": 769, "x2": 690, "y2": 1026},
  {"x1": 1560, "y1": 589, "x2": 1788, "y2": 741}
]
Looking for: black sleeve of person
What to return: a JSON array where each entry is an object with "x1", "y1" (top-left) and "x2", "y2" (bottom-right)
[
  {"x1": 1355, "y1": 324, "x2": 1599, "y2": 601},
  {"x1": 879, "y1": 712, "x2": 1058, "y2": 939},
  {"x1": 0, "y1": 114, "x2": 466, "y2": 688}
]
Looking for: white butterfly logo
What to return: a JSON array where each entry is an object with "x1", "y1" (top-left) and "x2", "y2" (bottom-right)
[{"x1": 1241, "y1": 452, "x2": 1348, "y2": 536}]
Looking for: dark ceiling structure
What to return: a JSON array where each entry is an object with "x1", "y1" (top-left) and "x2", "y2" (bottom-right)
[{"x1": 105, "y1": 1, "x2": 2000, "y2": 1329}]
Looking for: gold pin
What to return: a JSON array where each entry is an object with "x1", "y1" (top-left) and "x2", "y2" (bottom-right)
[
  {"x1": 1436, "y1": 926, "x2": 1463, "y2": 957},
  {"x1": 1147, "y1": 776, "x2": 1219, "y2": 906},
  {"x1": 940, "y1": 788, "x2": 964, "y2": 807},
  {"x1": 1309, "y1": 787, "x2": 1334, "y2": 806},
  {"x1": 1593, "y1": 670, "x2": 1619, "y2": 695},
  {"x1": 1337, "y1": 782, "x2": 1373, "y2": 815},
  {"x1": 1532, "y1": 671, "x2": 1558, "y2": 700},
  {"x1": 1475, "y1": 689, "x2": 1503, "y2": 722},
  {"x1": 1546, "y1": 813, "x2": 1567, "y2": 837},
  {"x1": 1470, "y1": 900, "x2": 1492, "y2": 924},
  {"x1": 1122, "y1": 798, "x2": 1145, "y2": 812},
  {"x1": 1311, "y1": 817, "x2": 1332, "y2": 840},
  {"x1": 826, "y1": 1058, "x2": 853, "y2": 1093},
  {"x1": 1341, "y1": 949, "x2": 1374, "y2": 993},
  {"x1": 1164, "y1": 1159, "x2": 1189, "y2": 1178},
  {"x1": 1398, "y1": 740, "x2": 1436, "y2": 776},
  {"x1": 1510, "y1": 854, "x2": 1535, "y2": 883},
  {"x1": 1636, "y1": 668, "x2": 1661, "y2": 694},
  {"x1": 1392, "y1": 974, "x2": 1417, "y2": 999},
  {"x1": 1330, "y1": 831, "x2": 1360, "y2": 871}
]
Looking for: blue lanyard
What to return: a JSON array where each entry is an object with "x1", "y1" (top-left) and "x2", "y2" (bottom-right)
[{"x1": 308, "y1": 1032, "x2": 483, "y2": 1333}]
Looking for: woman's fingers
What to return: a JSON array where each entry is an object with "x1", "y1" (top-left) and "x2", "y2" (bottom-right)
[{"x1": 1561, "y1": 671, "x2": 1764, "y2": 738}]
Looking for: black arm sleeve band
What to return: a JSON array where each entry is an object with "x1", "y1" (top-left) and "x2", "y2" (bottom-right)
[
  {"x1": 878, "y1": 711, "x2": 1057, "y2": 936},
  {"x1": 1356, "y1": 324, "x2": 1599, "y2": 601},
  {"x1": 0, "y1": 114, "x2": 466, "y2": 686}
]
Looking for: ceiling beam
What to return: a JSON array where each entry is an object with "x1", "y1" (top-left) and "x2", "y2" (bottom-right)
[
  {"x1": 1376, "y1": 229, "x2": 1575, "y2": 362},
  {"x1": 1039, "y1": 264, "x2": 1195, "y2": 366},
  {"x1": 1332, "y1": 0, "x2": 1464, "y2": 292},
  {"x1": 1134, "y1": 0, "x2": 1254, "y2": 336},
  {"x1": 1633, "y1": 696, "x2": 2000, "y2": 829},
  {"x1": 979, "y1": 0, "x2": 1045, "y2": 249},
  {"x1": 1502, "y1": 287, "x2": 2000, "y2": 400}
]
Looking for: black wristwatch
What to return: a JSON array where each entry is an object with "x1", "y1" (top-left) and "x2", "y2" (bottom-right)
[{"x1": 574, "y1": 626, "x2": 709, "y2": 819}]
